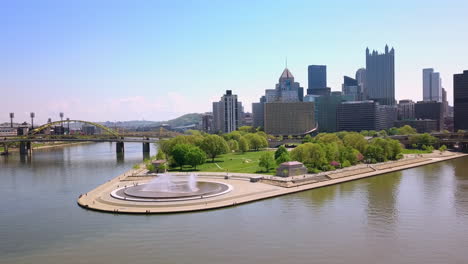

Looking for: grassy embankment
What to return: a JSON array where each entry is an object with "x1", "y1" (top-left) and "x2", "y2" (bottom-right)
[
  {"x1": 401, "y1": 148, "x2": 433, "y2": 154},
  {"x1": 167, "y1": 150, "x2": 275, "y2": 175}
]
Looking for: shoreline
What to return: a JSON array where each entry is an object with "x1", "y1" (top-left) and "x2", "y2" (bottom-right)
[{"x1": 77, "y1": 151, "x2": 467, "y2": 214}]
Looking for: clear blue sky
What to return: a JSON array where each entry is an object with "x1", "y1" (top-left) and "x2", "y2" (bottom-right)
[{"x1": 2, "y1": 0, "x2": 468, "y2": 123}]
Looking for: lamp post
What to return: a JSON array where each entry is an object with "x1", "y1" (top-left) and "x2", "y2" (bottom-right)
[
  {"x1": 59, "y1": 112, "x2": 64, "y2": 126},
  {"x1": 30, "y1": 112, "x2": 35, "y2": 129},
  {"x1": 9, "y1": 113, "x2": 14, "y2": 128},
  {"x1": 66, "y1": 117, "x2": 70, "y2": 134}
]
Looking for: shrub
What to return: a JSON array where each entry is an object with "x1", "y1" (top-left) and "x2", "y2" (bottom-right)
[{"x1": 258, "y1": 152, "x2": 276, "y2": 172}]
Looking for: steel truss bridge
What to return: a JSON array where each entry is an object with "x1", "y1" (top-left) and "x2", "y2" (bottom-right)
[{"x1": 1, "y1": 119, "x2": 159, "y2": 155}]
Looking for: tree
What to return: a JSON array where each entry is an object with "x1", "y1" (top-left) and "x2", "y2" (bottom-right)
[
  {"x1": 343, "y1": 132, "x2": 368, "y2": 154},
  {"x1": 409, "y1": 133, "x2": 438, "y2": 149},
  {"x1": 171, "y1": 144, "x2": 192, "y2": 169},
  {"x1": 365, "y1": 144, "x2": 385, "y2": 163},
  {"x1": 244, "y1": 133, "x2": 268, "y2": 151},
  {"x1": 302, "y1": 134, "x2": 312, "y2": 143},
  {"x1": 156, "y1": 149, "x2": 166, "y2": 160},
  {"x1": 315, "y1": 133, "x2": 342, "y2": 145},
  {"x1": 258, "y1": 152, "x2": 276, "y2": 172},
  {"x1": 276, "y1": 152, "x2": 291, "y2": 165},
  {"x1": 227, "y1": 139, "x2": 239, "y2": 152},
  {"x1": 239, "y1": 137, "x2": 249, "y2": 153},
  {"x1": 238, "y1": 126, "x2": 255, "y2": 133},
  {"x1": 185, "y1": 146, "x2": 206, "y2": 169},
  {"x1": 274, "y1": 145, "x2": 288, "y2": 160},
  {"x1": 200, "y1": 134, "x2": 229, "y2": 162},
  {"x1": 398, "y1": 125, "x2": 417, "y2": 135},
  {"x1": 439, "y1": 145, "x2": 447, "y2": 153}
]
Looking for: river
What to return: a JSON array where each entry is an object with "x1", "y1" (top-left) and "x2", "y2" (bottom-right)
[{"x1": 1, "y1": 142, "x2": 468, "y2": 264}]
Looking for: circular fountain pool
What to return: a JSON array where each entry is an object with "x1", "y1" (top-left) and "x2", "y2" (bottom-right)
[{"x1": 110, "y1": 174, "x2": 233, "y2": 202}]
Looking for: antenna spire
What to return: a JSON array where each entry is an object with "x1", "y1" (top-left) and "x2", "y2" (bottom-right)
[{"x1": 285, "y1": 57, "x2": 288, "y2": 69}]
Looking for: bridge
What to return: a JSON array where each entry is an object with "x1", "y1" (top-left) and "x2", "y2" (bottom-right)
[{"x1": 1, "y1": 119, "x2": 160, "y2": 156}]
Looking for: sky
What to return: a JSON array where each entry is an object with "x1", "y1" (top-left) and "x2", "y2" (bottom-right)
[{"x1": 2, "y1": 0, "x2": 468, "y2": 124}]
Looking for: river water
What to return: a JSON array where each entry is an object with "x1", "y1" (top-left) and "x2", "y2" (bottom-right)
[{"x1": 1, "y1": 143, "x2": 468, "y2": 264}]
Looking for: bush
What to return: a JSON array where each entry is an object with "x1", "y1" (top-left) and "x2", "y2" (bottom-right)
[
  {"x1": 342, "y1": 160, "x2": 351, "y2": 167},
  {"x1": 146, "y1": 163, "x2": 155, "y2": 172},
  {"x1": 439, "y1": 145, "x2": 447, "y2": 152},
  {"x1": 258, "y1": 152, "x2": 276, "y2": 172},
  {"x1": 274, "y1": 145, "x2": 288, "y2": 160}
]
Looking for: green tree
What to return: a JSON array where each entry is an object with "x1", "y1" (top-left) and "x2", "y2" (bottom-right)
[
  {"x1": 276, "y1": 151, "x2": 291, "y2": 165},
  {"x1": 302, "y1": 134, "x2": 312, "y2": 143},
  {"x1": 171, "y1": 144, "x2": 192, "y2": 169},
  {"x1": 258, "y1": 152, "x2": 276, "y2": 172},
  {"x1": 200, "y1": 134, "x2": 229, "y2": 162},
  {"x1": 315, "y1": 133, "x2": 342, "y2": 145},
  {"x1": 238, "y1": 126, "x2": 255, "y2": 133},
  {"x1": 274, "y1": 145, "x2": 288, "y2": 160},
  {"x1": 156, "y1": 149, "x2": 166, "y2": 160},
  {"x1": 239, "y1": 137, "x2": 249, "y2": 153},
  {"x1": 227, "y1": 139, "x2": 239, "y2": 152},
  {"x1": 244, "y1": 133, "x2": 268, "y2": 151},
  {"x1": 398, "y1": 125, "x2": 417, "y2": 135},
  {"x1": 343, "y1": 132, "x2": 368, "y2": 154},
  {"x1": 439, "y1": 145, "x2": 447, "y2": 152},
  {"x1": 185, "y1": 146, "x2": 206, "y2": 169},
  {"x1": 365, "y1": 144, "x2": 385, "y2": 163},
  {"x1": 409, "y1": 133, "x2": 438, "y2": 149}
]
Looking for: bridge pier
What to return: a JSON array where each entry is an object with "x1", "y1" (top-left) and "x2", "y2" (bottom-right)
[
  {"x1": 143, "y1": 142, "x2": 150, "y2": 154},
  {"x1": 2, "y1": 143, "x2": 8, "y2": 155},
  {"x1": 116, "y1": 142, "x2": 125, "y2": 154},
  {"x1": 19, "y1": 142, "x2": 28, "y2": 155}
]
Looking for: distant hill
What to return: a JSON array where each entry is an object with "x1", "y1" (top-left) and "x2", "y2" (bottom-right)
[
  {"x1": 100, "y1": 113, "x2": 203, "y2": 128},
  {"x1": 160, "y1": 113, "x2": 203, "y2": 128}
]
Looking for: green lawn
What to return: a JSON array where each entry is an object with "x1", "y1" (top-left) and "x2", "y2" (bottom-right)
[
  {"x1": 402, "y1": 148, "x2": 432, "y2": 154},
  {"x1": 167, "y1": 150, "x2": 276, "y2": 175}
]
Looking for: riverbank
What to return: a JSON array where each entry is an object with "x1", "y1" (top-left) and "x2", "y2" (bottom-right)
[{"x1": 77, "y1": 151, "x2": 467, "y2": 214}]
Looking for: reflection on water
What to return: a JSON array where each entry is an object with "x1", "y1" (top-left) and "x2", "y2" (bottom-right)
[{"x1": 1, "y1": 144, "x2": 468, "y2": 264}]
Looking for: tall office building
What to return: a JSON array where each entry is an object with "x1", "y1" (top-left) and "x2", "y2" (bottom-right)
[
  {"x1": 307, "y1": 65, "x2": 330, "y2": 96},
  {"x1": 252, "y1": 96, "x2": 266, "y2": 129},
  {"x1": 342, "y1": 76, "x2": 362, "y2": 101},
  {"x1": 356, "y1": 68, "x2": 367, "y2": 99},
  {"x1": 423, "y1": 68, "x2": 442, "y2": 102},
  {"x1": 307, "y1": 65, "x2": 326, "y2": 93},
  {"x1": 415, "y1": 101, "x2": 444, "y2": 131},
  {"x1": 397, "y1": 99, "x2": 415, "y2": 120},
  {"x1": 265, "y1": 68, "x2": 304, "y2": 102},
  {"x1": 454, "y1": 70, "x2": 468, "y2": 131},
  {"x1": 257, "y1": 67, "x2": 315, "y2": 135},
  {"x1": 366, "y1": 45, "x2": 395, "y2": 105},
  {"x1": 212, "y1": 90, "x2": 241, "y2": 133},
  {"x1": 315, "y1": 92, "x2": 352, "y2": 132},
  {"x1": 337, "y1": 101, "x2": 396, "y2": 132}
]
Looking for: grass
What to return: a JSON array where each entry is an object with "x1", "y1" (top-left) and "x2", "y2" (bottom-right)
[
  {"x1": 167, "y1": 150, "x2": 276, "y2": 175},
  {"x1": 402, "y1": 148, "x2": 432, "y2": 154}
]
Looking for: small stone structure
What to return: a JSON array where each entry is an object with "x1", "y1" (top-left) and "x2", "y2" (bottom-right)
[
  {"x1": 276, "y1": 161, "x2": 307, "y2": 177},
  {"x1": 151, "y1": 160, "x2": 167, "y2": 173}
]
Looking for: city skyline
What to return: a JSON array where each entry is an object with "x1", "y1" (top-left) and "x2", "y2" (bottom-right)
[{"x1": 2, "y1": 0, "x2": 468, "y2": 123}]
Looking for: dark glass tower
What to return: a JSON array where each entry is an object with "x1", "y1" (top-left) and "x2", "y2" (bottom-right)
[
  {"x1": 307, "y1": 65, "x2": 329, "y2": 96},
  {"x1": 366, "y1": 45, "x2": 395, "y2": 105},
  {"x1": 454, "y1": 70, "x2": 468, "y2": 131}
]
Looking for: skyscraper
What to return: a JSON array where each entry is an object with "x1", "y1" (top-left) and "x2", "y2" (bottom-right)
[
  {"x1": 342, "y1": 76, "x2": 362, "y2": 101},
  {"x1": 265, "y1": 68, "x2": 304, "y2": 102},
  {"x1": 423, "y1": 68, "x2": 442, "y2": 102},
  {"x1": 366, "y1": 45, "x2": 395, "y2": 105},
  {"x1": 307, "y1": 65, "x2": 330, "y2": 96},
  {"x1": 356, "y1": 68, "x2": 367, "y2": 99},
  {"x1": 454, "y1": 70, "x2": 468, "y2": 131},
  {"x1": 212, "y1": 90, "x2": 241, "y2": 133}
]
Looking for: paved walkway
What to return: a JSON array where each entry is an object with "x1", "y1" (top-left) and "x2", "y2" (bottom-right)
[{"x1": 77, "y1": 151, "x2": 467, "y2": 214}]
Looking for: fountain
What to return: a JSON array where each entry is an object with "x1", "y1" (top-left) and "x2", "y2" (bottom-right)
[{"x1": 111, "y1": 173, "x2": 232, "y2": 202}]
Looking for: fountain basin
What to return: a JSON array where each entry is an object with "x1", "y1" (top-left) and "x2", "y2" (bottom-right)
[{"x1": 111, "y1": 181, "x2": 233, "y2": 202}]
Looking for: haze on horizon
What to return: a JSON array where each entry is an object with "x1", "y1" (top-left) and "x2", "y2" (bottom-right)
[{"x1": 2, "y1": 0, "x2": 468, "y2": 124}]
